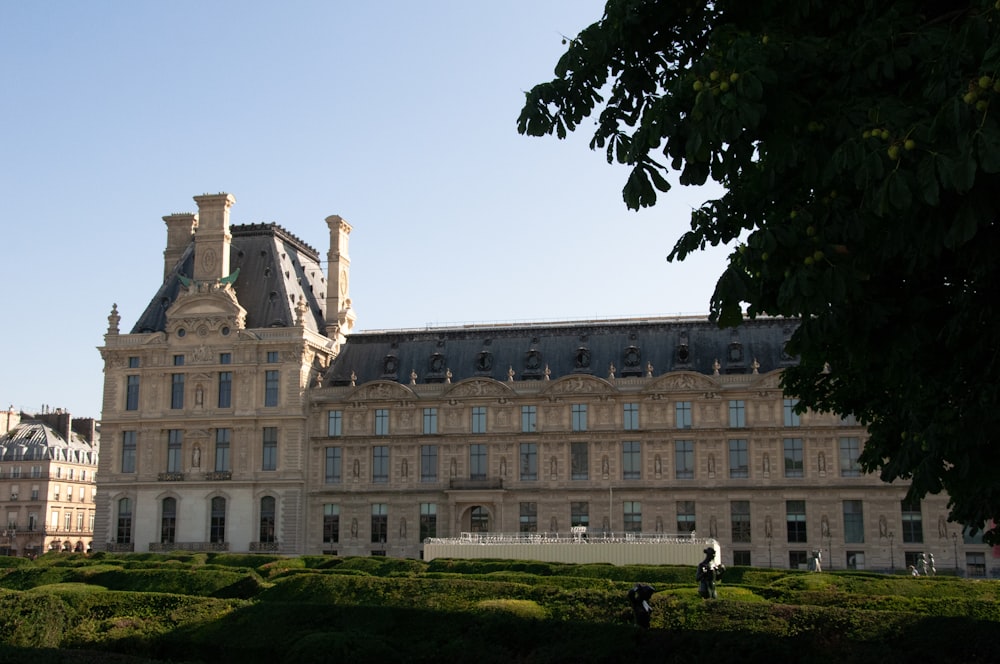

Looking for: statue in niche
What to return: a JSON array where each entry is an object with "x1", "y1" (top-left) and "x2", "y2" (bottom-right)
[
  {"x1": 401, "y1": 458, "x2": 408, "y2": 479},
  {"x1": 709, "y1": 515, "x2": 718, "y2": 537},
  {"x1": 550, "y1": 516, "x2": 558, "y2": 532},
  {"x1": 550, "y1": 456, "x2": 557, "y2": 477},
  {"x1": 399, "y1": 518, "x2": 407, "y2": 539},
  {"x1": 351, "y1": 518, "x2": 359, "y2": 538},
  {"x1": 450, "y1": 458, "x2": 457, "y2": 478},
  {"x1": 195, "y1": 385, "x2": 204, "y2": 407},
  {"x1": 500, "y1": 457, "x2": 507, "y2": 477},
  {"x1": 821, "y1": 514, "x2": 830, "y2": 537},
  {"x1": 765, "y1": 515, "x2": 773, "y2": 538},
  {"x1": 192, "y1": 445, "x2": 201, "y2": 468},
  {"x1": 818, "y1": 452, "x2": 827, "y2": 473},
  {"x1": 708, "y1": 453, "x2": 716, "y2": 475},
  {"x1": 654, "y1": 455, "x2": 662, "y2": 475},
  {"x1": 352, "y1": 459, "x2": 360, "y2": 479},
  {"x1": 938, "y1": 516, "x2": 948, "y2": 539},
  {"x1": 602, "y1": 455, "x2": 610, "y2": 476},
  {"x1": 879, "y1": 515, "x2": 888, "y2": 538},
  {"x1": 763, "y1": 453, "x2": 770, "y2": 474},
  {"x1": 655, "y1": 516, "x2": 663, "y2": 532}
]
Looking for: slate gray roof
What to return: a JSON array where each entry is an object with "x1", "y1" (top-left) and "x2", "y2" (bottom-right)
[
  {"x1": 0, "y1": 420, "x2": 98, "y2": 463},
  {"x1": 132, "y1": 223, "x2": 330, "y2": 336},
  {"x1": 324, "y1": 315, "x2": 797, "y2": 387}
]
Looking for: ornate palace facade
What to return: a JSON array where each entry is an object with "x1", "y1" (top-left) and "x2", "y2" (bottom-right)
[{"x1": 95, "y1": 193, "x2": 991, "y2": 575}]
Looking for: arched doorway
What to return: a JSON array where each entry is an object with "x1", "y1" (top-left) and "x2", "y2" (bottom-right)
[{"x1": 460, "y1": 505, "x2": 493, "y2": 532}]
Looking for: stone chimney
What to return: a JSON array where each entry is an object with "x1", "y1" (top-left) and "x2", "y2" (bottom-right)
[
  {"x1": 192, "y1": 193, "x2": 235, "y2": 283},
  {"x1": 71, "y1": 417, "x2": 97, "y2": 444},
  {"x1": 162, "y1": 213, "x2": 197, "y2": 280},
  {"x1": 325, "y1": 215, "x2": 356, "y2": 339}
]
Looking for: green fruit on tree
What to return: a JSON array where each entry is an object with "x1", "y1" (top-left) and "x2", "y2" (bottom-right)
[
  {"x1": 710, "y1": 70, "x2": 720, "y2": 81},
  {"x1": 804, "y1": 256, "x2": 814, "y2": 266},
  {"x1": 976, "y1": 99, "x2": 989, "y2": 112},
  {"x1": 887, "y1": 145, "x2": 900, "y2": 160},
  {"x1": 904, "y1": 139, "x2": 916, "y2": 151},
  {"x1": 693, "y1": 80, "x2": 704, "y2": 91},
  {"x1": 979, "y1": 76, "x2": 993, "y2": 89},
  {"x1": 880, "y1": 129, "x2": 890, "y2": 140},
  {"x1": 813, "y1": 250, "x2": 825, "y2": 261},
  {"x1": 730, "y1": 72, "x2": 739, "y2": 83}
]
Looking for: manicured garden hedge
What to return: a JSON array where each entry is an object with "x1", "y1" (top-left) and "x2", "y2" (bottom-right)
[{"x1": 0, "y1": 552, "x2": 998, "y2": 663}]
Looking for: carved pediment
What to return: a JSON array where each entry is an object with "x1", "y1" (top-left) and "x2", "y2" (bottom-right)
[
  {"x1": 443, "y1": 378, "x2": 514, "y2": 399},
  {"x1": 751, "y1": 369, "x2": 783, "y2": 390},
  {"x1": 347, "y1": 380, "x2": 415, "y2": 402},
  {"x1": 165, "y1": 290, "x2": 247, "y2": 334},
  {"x1": 645, "y1": 371, "x2": 718, "y2": 393},
  {"x1": 541, "y1": 374, "x2": 616, "y2": 396}
]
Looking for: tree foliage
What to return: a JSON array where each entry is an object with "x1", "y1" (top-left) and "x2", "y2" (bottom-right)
[{"x1": 519, "y1": 0, "x2": 1000, "y2": 541}]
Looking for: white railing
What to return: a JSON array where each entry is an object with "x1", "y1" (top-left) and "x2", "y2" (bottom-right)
[{"x1": 426, "y1": 531, "x2": 704, "y2": 546}]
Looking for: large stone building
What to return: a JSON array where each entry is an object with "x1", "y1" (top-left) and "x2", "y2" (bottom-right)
[
  {"x1": 0, "y1": 408, "x2": 99, "y2": 555},
  {"x1": 96, "y1": 193, "x2": 993, "y2": 575}
]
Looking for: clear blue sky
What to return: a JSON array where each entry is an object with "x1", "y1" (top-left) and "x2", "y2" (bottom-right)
[{"x1": 0, "y1": 1, "x2": 730, "y2": 420}]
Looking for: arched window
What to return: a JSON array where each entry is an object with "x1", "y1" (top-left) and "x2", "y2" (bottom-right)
[
  {"x1": 470, "y1": 506, "x2": 489, "y2": 532},
  {"x1": 259, "y1": 496, "x2": 276, "y2": 543},
  {"x1": 210, "y1": 497, "x2": 226, "y2": 544},
  {"x1": 116, "y1": 498, "x2": 132, "y2": 544},
  {"x1": 161, "y1": 497, "x2": 177, "y2": 544}
]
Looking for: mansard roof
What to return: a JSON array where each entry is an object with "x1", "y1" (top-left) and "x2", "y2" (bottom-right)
[
  {"x1": 131, "y1": 223, "x2": 329, "y2": 336},
  {"x1": 324, "y1": 315, "x2": 797, "y2": 387},
  {"x1": 0, "y1": 419, "x2": 98, "y2": 464}
]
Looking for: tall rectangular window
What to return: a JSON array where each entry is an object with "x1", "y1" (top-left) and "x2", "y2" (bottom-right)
[
  {"x1": 215, "y1": 428, "x2": 231, "y2": 472},
  {"x1": 161, "y1": 497, "x2": 176, "y2": 544},
  {"x1": 170, "y1": 374, "x2": 184, "y2": 409},
  {"x1": 571, "y1": 404, "x2": 588, "y2": 432},
  {"x1": 839, "y1": 437, "x2": 862, "y2": 477},
  {"x1": 218, "y1": 371, "x2": 233, "y2": 408},
  {"x1": 728, "y1": 400, "x2": 746, "y2": 428},
  {"x1": 267, "y1": 351, "x2": 279, "y2": 363},
  {"x1": 677, "y1": 501, "x2": 696, "y2": 534},
  {"x1": 521, "y1": 405, "x2": 537, "y2": 433},
  {"x1": 783, "y1": 438, "x2": 804, "y2": 478},
  {"x1": 675, "y1": 401, "x2": 692, "y2": 429},
  {"x1": 469, "y1": 444, "x2": 487, "y2": 480},
  {"x1": 728, "y1": 439, "x2": 749, "y2": 478},
  {"x1": 420, "y1": 503, "x2": 437, "y2": 540},
  {"x1": 731, "y1": 500, "x2": 751, "y2": 543},
  {"x1": 327, "y1": 410, "x2": 343, "y2": 437},
  {"x1": 121, "y1": 431, "x2": 137, "y2": 473},
  {"x1": 783, "y1": 398, "x2": 801, "y2": 426},
  {"x1": 423, "y1": 408, "x2": 438, "y2": 435},
  {"x1": 259, "y1": 496, "x2": 276, "y2": 543},
  {"x1": 519, "y1": 502, "x2": 537, "y2": 532},
  {"x1": 262, "y1": 427, "x2": 277, "y2": 471},
  {"x1": 571, "y1": 442, "x2": 589, "y2": 480},
  {"x1": 125, "y1": 375, "x2": 140, "y2": 411},
  {"x1": 264, "y1": 370, "x2": 279, "y2": 407},
  {"x1": 622, "y1": 441, "x2": 641, "y2": 480},
  {"x1": 623, "y1": 403, "x2": 639, "y2": 431},
  {"x1": 372, "y1": 446, "x2": 389, "y2": 483},
  {"x1": 675, "y1": 440, "x2": 694, "y2": 479},
  {"x1": 519, "y1": 443, "x2": 537, "y2": 481},
  {"x1": 375, "y1": 409, "x2": 389, "y2": 436},
  {"x1": 324, "y1": 447, "x2": 342, "y2": 484},
  {"x1": 571, "y1": 502, "x2": 589, "y2": 528},
  {"x1": 210, "y1": 497, "x2": 226, "y2": 543},
  {"x1": 786, "y1": 500, "x2": 807, "y2": 542},
  {"x1": 323, "y1": 504, "x2": 340, "y2": 544},
  {"x1": 167, "y1": 430, "x2": 182, "y2": 473},
  {"x1": 901, "y1": 500, "x2": 923, "y2": 543},
  {"x1": 116, "y1": 498, "x2": 132, "y2": 544},
  {"x1": 843, "y1": 500, "x2": 864, "y2": 543},
  {"x1": 371, "y1": 503, "x2": 388, "y2": 544},
  {"x1": 471, "y1": 406, "x2": 487, "y2": 434},
  {"x1": 420, "y1": 445, "x2": 438, "y2": 482},
  {"x1": 623, "y1": 501, "x2": 642, "y2": 533}
]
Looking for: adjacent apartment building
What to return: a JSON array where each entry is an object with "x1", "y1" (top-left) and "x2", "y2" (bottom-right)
[
  {"x1": 0, "y1": 407, "x2": 99, "y2": 555},
  {"x1": 95, "y1": 193, "x2": 994, "y2": 575}
]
